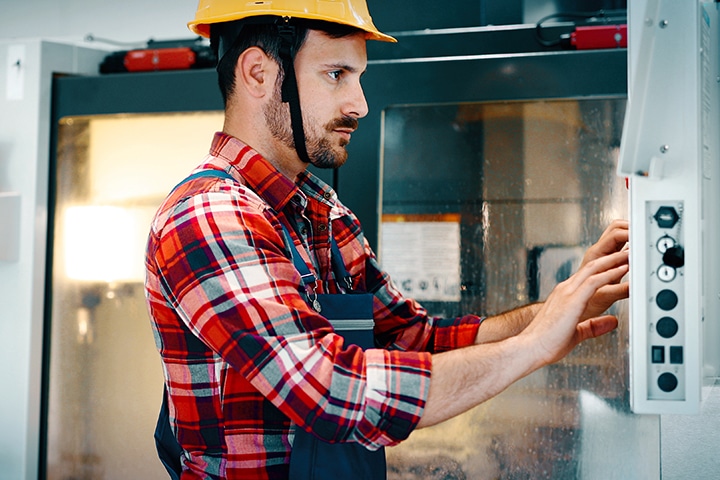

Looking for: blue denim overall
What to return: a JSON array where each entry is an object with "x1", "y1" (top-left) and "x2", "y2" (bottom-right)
[
  {"x1": 280, "y1": 222, "x2": 386, "y2": 480},
  {"x1": 154, "y1": 170, "x2": 386, "y2": 479}
]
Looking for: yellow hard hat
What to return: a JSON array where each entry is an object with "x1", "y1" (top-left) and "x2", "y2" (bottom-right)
[{"x1": 188, "y1": 0, "x2": 396, "y2": 42}]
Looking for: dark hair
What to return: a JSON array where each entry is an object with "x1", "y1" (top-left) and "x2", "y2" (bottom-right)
[{"x1": 211, "y1": 18, "x2": 363, "y2": 105}]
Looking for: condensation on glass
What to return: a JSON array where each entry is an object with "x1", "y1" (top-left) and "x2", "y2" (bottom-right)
[
  {"x1": 46, "y1": 111, "x2": 223, "y2": 480},
  {"x1": 379, "y1": 98, "x2": 661, "y2": 480}
]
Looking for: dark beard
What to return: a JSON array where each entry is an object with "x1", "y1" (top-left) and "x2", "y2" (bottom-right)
[
  {"x1": 263, "y1": 93, "x2": 358, "y2": 169},
  {"x1": 308, "y1": 117, "x2": 358, "y2": 169}
]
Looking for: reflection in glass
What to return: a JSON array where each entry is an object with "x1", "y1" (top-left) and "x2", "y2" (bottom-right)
[{"x1": 379, "y1": 99, "x2": 660, "y2": 479}]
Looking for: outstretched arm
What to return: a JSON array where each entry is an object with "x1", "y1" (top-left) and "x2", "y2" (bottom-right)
[
  {"x1": 420, "y1": 227, "x2": 629, "y2": 429},
  {"x1": 473, "y1": 303, "x2": 541, "y2": 345},
  {"x1": 473, "y1": 219, "x2": 629, "y2": 345}
]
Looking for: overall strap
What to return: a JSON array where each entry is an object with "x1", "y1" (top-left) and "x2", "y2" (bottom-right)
[
  {"x1": 330, "y1": 239, "x2": 353, "y2": 291},
  {"x1": 280, "y1": 223, "x2": 354, "y2": 313},
  {"x1": 280, "y1": 224, "x2": 317, "y2": 288},
  {"x1": 280, "y1": 223, "x2": 322, "y2": 312},
  {"x1": 280, "y1": 224, "x2": 351, "y2": 287},
  {"x1": 171, "y1": 168, "x2": 235, "y2": 192}
]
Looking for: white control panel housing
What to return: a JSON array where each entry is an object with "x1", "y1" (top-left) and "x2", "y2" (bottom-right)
[{"x1": 618, "y1": 1, "x2": 720, "y2": 414}]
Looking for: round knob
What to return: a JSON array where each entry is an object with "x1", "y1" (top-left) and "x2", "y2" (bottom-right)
[
  {"x1": 656, "y1": 317, "x2": 679, "y2": 338},
  {"x1": 656, "y1": 289, "x2": 679, "y2": 311},
  {"x1": 663, "y1": 246, "x2": 684, "y2": 268},
  {"x1": 658, "y1": 372, "x2": 678, "y2": 392}
]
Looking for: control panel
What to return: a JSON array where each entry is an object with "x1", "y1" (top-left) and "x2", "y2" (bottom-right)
[
  {"x1": 646, "y1": 201, "x2": 686, "y2": 402},
  {"x1": 618, "y1": 0, "x2": 720, "y2": 414}
]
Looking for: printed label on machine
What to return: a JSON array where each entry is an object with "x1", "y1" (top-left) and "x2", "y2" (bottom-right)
[{"x1": 380, "y1": 218, "x2": 461, "y2": 302}]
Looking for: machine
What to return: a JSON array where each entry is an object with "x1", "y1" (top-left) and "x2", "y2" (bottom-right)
[{"x1": 618, "y1": 0, "x2": 720, "y2": 414}]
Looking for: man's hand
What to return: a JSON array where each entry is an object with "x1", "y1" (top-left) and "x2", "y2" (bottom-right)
[
  {"x1": 420, "y1": 239, "x2": 629, "y2": 429},
  {"x1": 475, "y1": 220, "x2": 629, "y2": 344},
  {"x1": 579, "y1": 219, "x2": 629, "y2": 320},
  {"x1": 522, "y1": 246, "x2": 629, "y2": 366}
]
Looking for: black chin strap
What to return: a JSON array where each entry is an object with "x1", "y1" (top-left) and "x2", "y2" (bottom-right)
[{"x1": 277, "y1": 22, "x2": 312, "y2": 164}]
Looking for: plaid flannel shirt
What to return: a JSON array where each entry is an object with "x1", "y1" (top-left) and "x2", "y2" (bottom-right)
[{"x1": 145, "y1": 132, "x2": 482, "y2": 479}]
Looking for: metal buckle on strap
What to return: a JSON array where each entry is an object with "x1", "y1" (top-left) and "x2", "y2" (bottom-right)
[{"x1": 301, "y1": 275, "x2": 322, "y2": 313}]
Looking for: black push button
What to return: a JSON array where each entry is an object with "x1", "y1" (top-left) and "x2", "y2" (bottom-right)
[
  {"x1": 658, "y1": 372, "x2": 679, "y2": 392},
  {"x1": 656, "y1": 289, "x2": 679, "y2": 311},
  {"x1": 652, "y1": 346, "x2": 665, "y2": 364},
  {"x1": 670, "y1": 346, "x2": 684, "y2": 364},
  {"x1": 657, "y1": 317, "x2": 679, "y2": 338}
]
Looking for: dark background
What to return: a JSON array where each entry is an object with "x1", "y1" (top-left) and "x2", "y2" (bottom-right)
[{"x1": 367, "y1": 0, "x2": 626, "y2": 32}]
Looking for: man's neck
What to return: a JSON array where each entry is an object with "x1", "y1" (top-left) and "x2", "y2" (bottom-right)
[{"x1": 222, "y1": 124, "x2": 307, "y2": 182}]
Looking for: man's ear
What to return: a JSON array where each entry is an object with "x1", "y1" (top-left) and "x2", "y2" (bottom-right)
[{"x1": 236, "y1": 46, "x2": 275, "y2": 98}]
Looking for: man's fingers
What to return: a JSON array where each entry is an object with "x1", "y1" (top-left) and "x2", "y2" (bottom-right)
[
  {"x1": 546, "y1": 251, "x2": 628, "y2": 323},
  {"x1": 568, "y1": 249, "x2": 629, "y2": 289},
  {"x1": 595, "y1": 282, "x2": 630, "y2": 301},
  {"x1": 577, "y1": 315, "x2": 619, "y2": 341},
  {"x1": 582, "y1": 219, "x2": 629, "y2": 264}
]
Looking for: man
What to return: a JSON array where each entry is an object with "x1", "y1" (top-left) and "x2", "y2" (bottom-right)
[{"x1": 145, "y1": 1, "x2": 630, "y2": 479}]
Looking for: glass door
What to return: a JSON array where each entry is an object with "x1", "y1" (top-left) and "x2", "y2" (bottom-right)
[
  {"x1": 378, "y1": 98, "x2": 660, "y2": 479},
  {"x1": 45, "y1": 110, "x2": 223, "y2": 479}
]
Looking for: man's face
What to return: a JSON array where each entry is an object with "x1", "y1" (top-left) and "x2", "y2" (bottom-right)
[{"x1": 263, "y1": 29, "x2": 369, "y2": 169}]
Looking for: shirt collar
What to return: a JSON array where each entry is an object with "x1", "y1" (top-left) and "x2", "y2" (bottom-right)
[
  {"x1": 208, "y1": 132, "x2": 338, "y2": 212},
  {"x1": 209, "y1": 132, "x2": 298, "y2": 211}
]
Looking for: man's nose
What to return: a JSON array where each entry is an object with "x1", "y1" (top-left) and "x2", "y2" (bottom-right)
[{"x1": 344, "y1": 81, "x2": 369, "y2": 119}]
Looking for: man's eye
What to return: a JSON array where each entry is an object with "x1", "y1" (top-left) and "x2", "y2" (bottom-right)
[{"x1": 328, "y1": 70, "x2": 341, "y2": 81}]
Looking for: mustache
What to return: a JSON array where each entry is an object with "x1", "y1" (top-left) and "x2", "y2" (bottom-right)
[{"x1": 328, "y1": 116, "x2": 359, "y2": 131}]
